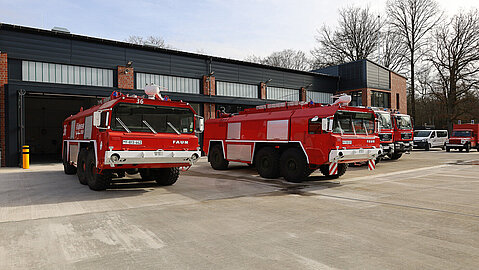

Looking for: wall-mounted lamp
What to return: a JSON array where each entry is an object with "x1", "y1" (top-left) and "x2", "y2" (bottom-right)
[
  {"x1": 126, "y1": 61, "x2": 133, "y2": 68},
  {"x1": 304, "y1": 83, "x2": 313, "y2": 89},
  {"x1": 264, "y1": 79, "x2": 272, "y2": 85},
  {"x1": 208, "y1": 71, "x2": 215, "y2": 76}
]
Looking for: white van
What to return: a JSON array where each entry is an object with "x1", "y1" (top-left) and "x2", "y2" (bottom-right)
[{"x1": 413, "y1": 130, "x2": 449, "y2": 150}]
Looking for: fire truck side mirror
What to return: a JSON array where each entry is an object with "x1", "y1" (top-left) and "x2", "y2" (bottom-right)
[
  {"x1": 93, "y1": 111, "x2": 101, "y2": 127},
  {"x1": 195, "y1": 116, "x2": 205, "y2": 133},
  {"x1": 321, "y1": 118, "x2": 328, "y2": 131}
]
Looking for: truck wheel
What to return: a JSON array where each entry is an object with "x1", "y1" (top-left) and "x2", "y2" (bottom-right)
[
  {"x1": 389, "y1": 153, "x2": 402, "y2": 160},
  {"x1": 77, "y1": 149, "x2": 89, "y2": 185},
  {"x1": 155, "y1": 168, "x2": 180, "y2": 186},
  {"x1": 465, "y1": 144, "x2": 470, "y2": 153},
  {"x1": 63, "y1": 150, "x2": 76, "y2": 175},
  {"x1": 319, "y1": 163, "x2": 348, "y2": 179},
  {"x1": 139, "y1": 169, "x2": 154, "y2": 181},
  {"x1": 425, "y1": 143, "x2": 430, "y2": 151},
  {"x1": 446, "y1": 147, "x2": 450, "y2": 152},
  {"x1": 86, "y1": 150, "x2": 110, "y2": 191},
  {"x1": 255, "y1": 147, "x2": 281, "y2": 179},
  {"x1": 280, "y1": 148, "x2": 308, "y2": 183},
  {"x1": 209, "y1": 145, "x2": 229, "y2": 170}
]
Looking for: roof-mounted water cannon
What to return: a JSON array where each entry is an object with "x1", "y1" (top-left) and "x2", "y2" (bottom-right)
[
  {"x1": 144, "y1": 84, "x2": 163, "y2": 100},
  {"x1": 331, "y1": 94, "x2": 352, "y2": 106}
]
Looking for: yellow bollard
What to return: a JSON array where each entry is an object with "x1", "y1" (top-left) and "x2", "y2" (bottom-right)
[{"x1": 22, "y1": 145, "x2": 29, "y2": 169}]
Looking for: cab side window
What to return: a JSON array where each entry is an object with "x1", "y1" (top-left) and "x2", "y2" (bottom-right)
[
  {"x1": 100, "y1": 111, "x2": 109, "y2": 128},
  {"x1": 308, "y1": 118, "x2": 322, "y2": 134},
  {"x1": 431, "y1": 131, "x2": 436, "y2": 138},
  {"x1": 437, "y1": 131, "x2": 447, "y2": 137}
]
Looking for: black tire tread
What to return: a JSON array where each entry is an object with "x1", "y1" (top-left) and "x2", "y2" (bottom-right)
[
  {"x1": 209, "y1": 144, "x2": 229, "y2": 170},
  {"x1": 255, "y1": 147, "x2": 281, "y2": 179},
  {"x1": 155, "y1": 167, "x2": 180, "y2": 186},
  {"x1": 280, "y1": 148, "x2": 309, "y2": 183}
]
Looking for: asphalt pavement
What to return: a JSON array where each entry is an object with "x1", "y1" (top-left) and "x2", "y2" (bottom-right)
[{"x1": 0, "y1": 149, "x2": 478, "y2": 269}]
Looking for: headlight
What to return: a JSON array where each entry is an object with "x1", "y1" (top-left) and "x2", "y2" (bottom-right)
[
  {"x1": 110, "y1": 153, "x2": 120, "y2": 162},
  {"x1": 422, "y1": 139, "x2": 428, "y2": 142}
]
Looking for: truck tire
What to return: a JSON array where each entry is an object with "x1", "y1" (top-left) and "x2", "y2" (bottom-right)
[
  {"x1": 255, "y1": 147, "x2": 281, "y2": 179},
  {"x1": 465, "y1": 144, "x2": 470, "y2": 153},
  {"x1": 63, "y1": 150, "x2": 77, "y2": 175},
  {"x1": 280, "y1": 148, "x2": 309, "y2": 183},
  {"x1": 155, "y1": 168, "x2": 180, "y2": 186},
  {"x1": 389, "y1": 152, "x2": 402, "y2": 160},
  {"x1": 139, "y1": 169, "x2": 154, "y2": 181},
  {"x1": 446, "y1": 146, "x2": 450, "y2": 152},
  {"x1": 77, "y1": 149, "x2": 89, "y2": 185},
  {"x1": 86, "y1": 150, "x2": 110, "y2": 191},
  {"x1": 209, "y1": 144, "x2": 229, "y2": 170},
  {"x1": 319, "y1": 163, "x2": 348, "y2": 179}
]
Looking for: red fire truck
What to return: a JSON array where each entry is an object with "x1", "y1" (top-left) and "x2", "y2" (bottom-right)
[
  {"x1": 389, "y1": 112, "x2": 413, "y2": 160},
  {"x1": 203, "y1": 96, "x2": 381, "y2": 182},
  {"x1": 445, "y1": 123, "x2": 479, "y2": 152},
  {"x1": 374, "y1": 110, "x2": 394, "y2": 160},
  {"x1": 62, "y1": 86, "x2": 204, "y2": 190}
]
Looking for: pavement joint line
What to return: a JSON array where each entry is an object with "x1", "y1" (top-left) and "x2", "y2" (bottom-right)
[
  {"x1": 313, "y1": 193, "x2": 479, "y2": 219},
  {"x1": 344, "y1": 164, "x2": 452, "y2": 182}
]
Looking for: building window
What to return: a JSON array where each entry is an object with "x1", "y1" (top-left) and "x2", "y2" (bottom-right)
[
  {"x1": 136, "y1": 73, "x2": 200, "y2": 94},
  {"x1": 350, "y1": 91, "x2": 362, "y2": 106},
  {"x1": 396, "y1": 93, "x2": 400, "y2": 110},
  {"x1": 266, "y1": 86, "x2": 299, "y2": 101},
  {"x1": 216, "y1": 81, "x2": 258, "y2": 98},
  {"x1": 22, "y1": 61, "x2": 113, "y2": 87},
  {"x1": 306, "y1": 91, "x2": 333, "y2": 104},
  {"x1": 371, "y1": 91, "x2": 391, "y2": 108}
]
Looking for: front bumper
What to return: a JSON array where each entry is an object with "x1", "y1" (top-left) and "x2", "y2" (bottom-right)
[
  {"x1": 104, "y1": 150, "x2": 201, "y2": 167},
  {"x1": 445, "y1": 144, "x2": 465, "y2": 148},
  {"x1": 380, "y1": 143, "x2": 394, "y2": 156},
  {"x1": 329, "y1": 147, "x2": 381, "y2": 163},
  {"x1": 413, "y1": 141, "x2": 427, "y2": 149},
  {"x1": 395, "y1": 141, "x2": 413, "y2": 153}
]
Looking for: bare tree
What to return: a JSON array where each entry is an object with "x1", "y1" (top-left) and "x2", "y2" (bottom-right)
[
  {"x1": 427, "y1": 10, "x2": 479, "y2": 130},
  {"x1": 379, "y1": 26, "x2": 408, "y2": 73},
  {"x1": 311, "y1": 6, "x2": 381, "y2": 68},
  {"x1": 125, "y1": 35, "x2": 172, "y2": 49},
  {"x1": 245, "y1": 49, "x2": 312, "y2": 71},
  {"x1": 386, "y1": 0, "x2": 442, "y2": 120}
]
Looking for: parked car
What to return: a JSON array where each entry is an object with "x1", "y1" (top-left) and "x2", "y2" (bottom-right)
[{"x1": 413, "y1": 130, "x2": 448, "y2": 150}]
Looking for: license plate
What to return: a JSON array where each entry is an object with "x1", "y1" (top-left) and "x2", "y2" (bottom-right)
[{"x1": 358, "y1": 149, "x2": 364, "y2": 154}]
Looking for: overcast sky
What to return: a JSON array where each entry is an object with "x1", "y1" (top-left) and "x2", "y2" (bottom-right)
[{"x1": 1, "y1": 0, "x2": 478, "y2": 60}]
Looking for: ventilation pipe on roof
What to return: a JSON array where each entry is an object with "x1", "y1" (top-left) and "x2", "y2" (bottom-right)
[{"x1": 51, "y1": 27, "x2": 70, "y2": 34}]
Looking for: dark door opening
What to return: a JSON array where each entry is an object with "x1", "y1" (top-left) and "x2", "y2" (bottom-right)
[{"x1": 25, "y1": 94, "x2": 99, "y2": 163}]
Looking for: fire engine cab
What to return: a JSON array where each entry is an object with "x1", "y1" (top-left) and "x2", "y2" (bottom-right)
[
  {"x1": 62, "y1": 86, "x2": 204, "y2": 190},
  {"x1": 203, "y1": 95, "x2": 381, "y2": 182},
  {"x1": 446, "y1": 123, "x2": 479, "y2": 152}
]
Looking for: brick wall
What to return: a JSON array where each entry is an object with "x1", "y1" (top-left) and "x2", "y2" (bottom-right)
[
  {"x1": 117, "y1": 66, "x2": 134, "y2": 90},
  {"x1": 390, "y1": 72, "x2": 407, "y2": 114},
  {"x1": 202, "y1": 75, "x2": 216, "y2": 120},
  {"x1": 0, "y1": 53, "x2": 8, "y2": 167}
]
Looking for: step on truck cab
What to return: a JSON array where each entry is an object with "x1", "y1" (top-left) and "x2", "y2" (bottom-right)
[
  {"x1": 390, "y1": 112, "x2": 414, "y2": 160},
  {"x1": 203, "y1": 95, "x2": 381, "y2": 183},
  {"x1": 62, "y1": 86, "x2": 204, "y2": 190},
  {"x1": 445, "y1": 123, "x2": 479, "y2": 152}
]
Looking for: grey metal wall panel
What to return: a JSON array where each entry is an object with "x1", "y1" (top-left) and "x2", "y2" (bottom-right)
[
  {"x1": 71, "y1": 40, "x2": 125, "y2": 68},
  {"x1": 366, "y1": 61, "x2": 390, "y2": 90},
  {"x1": 237, "y1": 66, "x2": 264, "y2": 84},
  {"x1": 0, "y1": 30, "x2": 71, "y2": 63},
  {"x1": 263, "y1": 69, "x2": 285, "y2": 88},
  {"x1": 307, "y1": 91, "x2": 332, "y2": 103},
  {"x1": 170, "y1": 55, "x2": 206, "y2": 78},
  {"x1": 338, "y1": 61, "x2": 366, "y2": 91},
  {"x1": 313, "y1": 66, "x2": 339, "y2": 76},
  {"x1": 212, "y1": 61, "x2": 240, "y2": 82},
  {"x1": 125, "y1": 49, "x2": 171, "y2": 74}
]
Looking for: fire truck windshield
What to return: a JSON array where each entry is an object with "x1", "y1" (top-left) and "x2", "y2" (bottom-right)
[
  {"x1": 332, "y1": 111, "x2": 375, "y2": 135},
  {"x1": 111, "y1": 103, "x2": 194, "y2": 134},
  {"x1": 396, "y1": 115, "x2": 412, "y2": 130},
  {"x1": 452, "y1": 130, "x2": 472, "y2": 137},
  {"x1": 377, "y1": 112, "x2": 392, "y2": 129}
]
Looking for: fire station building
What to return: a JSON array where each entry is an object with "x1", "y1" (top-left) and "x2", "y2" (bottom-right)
[{"x1": 0, "y1": 23, "x2": 406, "y2": 167}]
